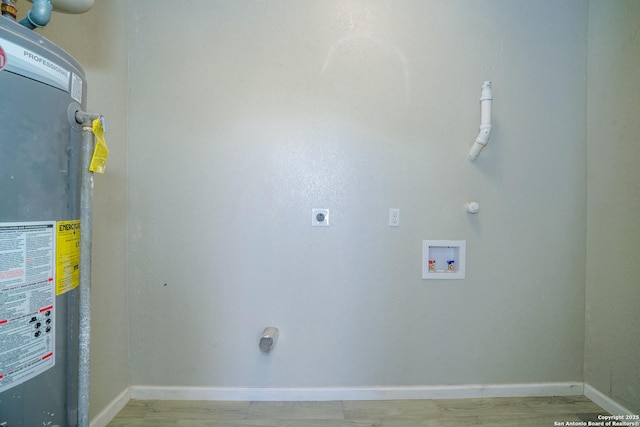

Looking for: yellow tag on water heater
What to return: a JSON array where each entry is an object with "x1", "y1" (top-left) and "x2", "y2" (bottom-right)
[
  {"x1": 56, "y1": 220, "x2": 80, "y2": 295},
  {"x1": 89, "y1": 116, "x2": 109, "y2": 173}
]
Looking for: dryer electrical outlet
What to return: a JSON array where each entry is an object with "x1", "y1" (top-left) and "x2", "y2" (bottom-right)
[{"x1": 312, "y1": 209, "x2": 329, "y2": 226}]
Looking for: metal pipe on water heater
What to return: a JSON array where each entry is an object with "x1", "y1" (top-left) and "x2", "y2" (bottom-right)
[
  {"x1": 19, "y1": 0, "x2": 53, "y2": 29},
  {"x1": 17, "y1": 0, "x2": 95, "y2": 29},
  {"x1": 77, "y1": 111, "x2": 99, "y2": 427}
]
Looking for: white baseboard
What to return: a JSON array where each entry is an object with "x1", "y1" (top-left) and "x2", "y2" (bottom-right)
[
  {"x1": 584, "y1": 383, "x2": 635, "y2": 416},
  {"x1": 90, "y1": 387, "x2": 131, "y2": 427},
  {"x1": 130, "y1": 382, "x2": 583, "y2": 402}
]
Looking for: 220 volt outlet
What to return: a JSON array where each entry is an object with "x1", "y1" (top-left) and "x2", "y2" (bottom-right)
[{"x1": 312, "y1": 209, "x2": 329, "y2": 226}]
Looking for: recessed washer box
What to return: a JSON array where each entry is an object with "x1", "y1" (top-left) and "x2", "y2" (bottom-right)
[{"x1": 422, "y1": 240, "x2": 466, "y2": 279}]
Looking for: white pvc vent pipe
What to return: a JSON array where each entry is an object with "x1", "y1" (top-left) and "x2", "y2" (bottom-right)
[{"x1": 468, "y1": 81, "x2": 493, "y2": 160}]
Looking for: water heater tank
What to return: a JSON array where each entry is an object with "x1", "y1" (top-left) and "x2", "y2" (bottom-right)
[{"x1": 0, "y1": 17, "x2": 87, "y2": 427}]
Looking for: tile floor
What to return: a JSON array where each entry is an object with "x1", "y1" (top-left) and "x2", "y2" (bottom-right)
[{"x1": 107, "y1": 395, "x2": 608, "y2": 426}]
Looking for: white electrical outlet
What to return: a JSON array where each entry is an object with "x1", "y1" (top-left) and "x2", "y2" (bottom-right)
[
  {"x1": 389, "y1": 208, "x2": 400, "y2": 226},
  {"x1": 312, "y1": 209, "x2": 329, "y2": 226}
]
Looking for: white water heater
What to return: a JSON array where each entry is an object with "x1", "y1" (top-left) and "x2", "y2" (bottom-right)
[{"x1": 0, "y1": 17, "x2": 87, "y2": 427}]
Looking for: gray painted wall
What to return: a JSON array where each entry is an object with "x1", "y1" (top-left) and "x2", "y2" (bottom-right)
[
  {"x1": 38, "y1": 0, "x2": 131, "y2": 419},
  {"x1": 31, "y1": 0, "x2": 640, "y2": 418},
  {"x1": 586, "y1": 0, "x2": 640, "y2": 414},
  {"x1": 127, "y1": 0, "x2": 587, "y2": 388}
]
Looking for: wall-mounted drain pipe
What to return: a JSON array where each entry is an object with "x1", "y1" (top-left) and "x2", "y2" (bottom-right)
[
  {"x1": 259, "y1": 327, "x2": 279, "y2": 354},
  {"x1": 76, "y1": 110, "x2": 100, "y2": 427},
  {"x1": 468, "y1": 81, "x2": 493, "y2": 161},
  {"x1": 19, "y1": 0, "x2": 53, "y2": 29}
]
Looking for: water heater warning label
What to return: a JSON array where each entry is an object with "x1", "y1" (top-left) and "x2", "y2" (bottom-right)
[
  {"x1": 0, "y1": 222, "x2": 56, "y2": 393},
  {"x1": 56, "y1": 220, "x2": 80, "y2": 295}
]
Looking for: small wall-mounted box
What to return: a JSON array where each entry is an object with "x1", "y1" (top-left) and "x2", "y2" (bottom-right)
[{"x1": 422, "y1": 240, "x2": 466, "y2": 279}]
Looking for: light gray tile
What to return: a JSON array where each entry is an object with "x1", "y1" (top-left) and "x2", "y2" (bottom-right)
[
  {"x1": 144, "y1": 399, "x2": 250, "y2": 421},
  {"x1": 344, "y1": 399, "x2": 441, "y2": 421},
  {"x1": 374, "y1": 417, "x2": 483, "y2": 427},
  {"x1": 110, "y1": 399, "x2": 152, "y2": 417},
  {"x1": 523, "y1": 395, "x2": 608, "y2": 415},
  {"x1": 279, "y1": 420, "x2": 375, "y2": 427},
  {"x1": 479, "y1": 413, "x2": 583, "y2": 427},
  {"x1": 434, "y1": 397, "x2": 535, "y2": 418},
  {"x1": 175, "y1": 420, "x2": 278, "y2": 427},
  {"x1": 107, "y1": 420, "x2": 156, "y2": 427},
  {"x1": 245, "y1": 401, "x2": 345, "y2": 420}
]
